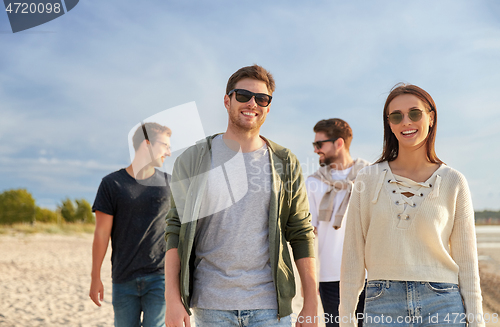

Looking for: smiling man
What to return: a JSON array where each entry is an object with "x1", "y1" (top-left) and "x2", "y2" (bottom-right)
[
  {"x1": 306, "y1": 119, "x2": 369, "y2": 327},
  {"x1": 164, "y1": 65, "x2": 317, "y2": 327},
  {"x1": 90, "y1": 122, "x2": 172, "y2": 327}
]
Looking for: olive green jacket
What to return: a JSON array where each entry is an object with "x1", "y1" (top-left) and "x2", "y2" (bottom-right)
[{"x1": 165, "y1": 134, "x2": 314, "y2": 319}]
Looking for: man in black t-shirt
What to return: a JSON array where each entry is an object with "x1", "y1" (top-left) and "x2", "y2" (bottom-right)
[{"x1": 90, "y1": 122, "x2": 172, "y2": 327}]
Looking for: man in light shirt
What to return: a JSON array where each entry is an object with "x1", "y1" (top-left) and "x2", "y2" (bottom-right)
[{"x1": 306, "y1": 118, "x2": 369, "y2": 327}]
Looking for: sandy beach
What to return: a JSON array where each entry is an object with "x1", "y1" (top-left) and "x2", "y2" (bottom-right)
[
  {"x1": 0, "y1": 226, "x2": 499, "y2": 327},
  {"x1": 0, "y1": 234, "x2": 113, "y2": 326}
]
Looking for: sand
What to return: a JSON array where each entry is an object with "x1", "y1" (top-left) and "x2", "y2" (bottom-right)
[
  {"x1": 0, "y1": 234, "x2": 113, "y2": 326},
  {"x1": 0, "y1": 227, "x2": 499, "y2": 327}
]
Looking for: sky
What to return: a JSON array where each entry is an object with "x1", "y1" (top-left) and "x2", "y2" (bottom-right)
[{"x1": 1, "y1": 0, "x2": 500, "y2": 210}]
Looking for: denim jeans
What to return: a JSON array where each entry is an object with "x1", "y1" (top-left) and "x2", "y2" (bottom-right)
[
  {"x1": 193, "y1": 309, "x2": 292, "y2": 327},
  {"x1": 363, "y1": 280, "x2": 466, "y2": 327},
  {"x1": 112, "y1": 274, "x2": 166, "y2": 327},
  {"x1": 319, "y1": 281, "x2": 366, "y2": 327}
]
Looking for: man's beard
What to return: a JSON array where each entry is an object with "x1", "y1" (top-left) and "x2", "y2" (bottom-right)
[
  {"x1": 228, "y1": 107, "x2": 265, "y2": 133},
  {"x1": 319, "y1": 153, "x2": 337, "y2": 167}
]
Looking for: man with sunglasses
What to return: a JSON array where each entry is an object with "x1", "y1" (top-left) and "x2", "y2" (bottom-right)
[
  {"x1": 164, "y1": 65, "x2": 317, "y2": 327},
  {"x1": 306, "y1": 119, "x2": 369, "y2": 327},
  {"x1": 90, "y1": 122, "x2": 172, "y2": 327}
]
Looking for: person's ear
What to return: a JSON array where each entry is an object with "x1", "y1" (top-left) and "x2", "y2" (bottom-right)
[
  {"x1": 335, "y1": 138, "x2": 345, "y2": 150},
  {"x1": 224, "y1": 94, "x2": 230, "y2": 111},
  {"x1": 139, "y1": 139, "x2": 151, "y2": 151}
]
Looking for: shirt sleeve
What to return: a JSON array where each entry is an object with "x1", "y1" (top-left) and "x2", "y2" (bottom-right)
[
  {"x1": 164, "y1": 157, "x2": 188, "y2": 251},
  {"x1": 449, "y1": 173, "x2": 485, "y2": 327},
  {"x1": 305, "y1": 177, "x2": 319, "y2": 228},
  {"x1": 284, "y1": 155, "x2": 315, "y2": 260},
  {"x1": 339, "y1": 173, "x2": 367, "y2": 327},
  {"x1": 92, "y1": 177, "x2": 115, "y2": 216}
]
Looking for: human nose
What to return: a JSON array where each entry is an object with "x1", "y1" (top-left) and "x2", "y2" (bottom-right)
[
  {"x1": 401, "y1": 112, "x2": 412, "y2": 125},
  {"x1": 246, "y1": 96, "x2": 258, "y2": 107}
]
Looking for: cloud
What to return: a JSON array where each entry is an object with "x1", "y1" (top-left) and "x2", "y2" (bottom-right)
[{"x1": 1, "y1": 0, "x2": 499, "y2": 209}]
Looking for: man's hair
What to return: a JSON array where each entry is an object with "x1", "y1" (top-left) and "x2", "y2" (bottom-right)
[
  {"x1": 132, "y1": 122, "x2": 171, "y2": 151},
  {"x1": 313, "y1": 118, "x2": 353, "y2": 151},
  {"x1": 226, "y1": 64, "x2": 276, "y2": 95}
]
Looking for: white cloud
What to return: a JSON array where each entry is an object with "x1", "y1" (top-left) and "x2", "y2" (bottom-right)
[{"x1": 1, "y1": 0, "x2": 499, "y2": 209}]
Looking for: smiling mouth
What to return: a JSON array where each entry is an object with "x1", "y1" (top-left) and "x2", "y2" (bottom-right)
[
  {"x1": 242, "y1": 111, "x2": 257, "y2": 117},
  {"x1": 402, "y1": 129, "x2": 417, "y2": 136}
]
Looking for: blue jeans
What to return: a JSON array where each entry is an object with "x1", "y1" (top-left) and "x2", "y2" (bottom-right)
[
  {"x1": 193, "y1": 309, "x2": 292, "y2": 327},
  {"x1": 363, "y1": 280, "x2": 466, "y2": 327},
  {"x1": 319, "y1": 281, "x2": 366, "y2": 327},
  {"x1": 112, "y1": 274, "x2": 166, "y2": 327}
]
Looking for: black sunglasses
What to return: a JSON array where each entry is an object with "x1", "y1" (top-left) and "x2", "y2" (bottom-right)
[
  {"x1": 387, "y1": 108, "x2": 426, "y2": 125},
  {"x1": 313, "y1": 138, "x2": 338, "y2": 150},
  {"x1": 227, "y1": 89, "x2": 272, "y2": 107}
]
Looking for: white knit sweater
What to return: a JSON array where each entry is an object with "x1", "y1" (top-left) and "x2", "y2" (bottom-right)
[{"x1": 339, "y1": 161, "x2": 484, "y2": 327}]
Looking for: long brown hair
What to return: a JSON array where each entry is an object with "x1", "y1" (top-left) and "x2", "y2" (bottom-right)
[{"x1": 375, "y1": 83, "x2": 443, "y2": 164}]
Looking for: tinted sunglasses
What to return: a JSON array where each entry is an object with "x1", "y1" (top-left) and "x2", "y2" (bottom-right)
[
  {"x1": 387, "y1": 108, "x2": 426, "y2": 125},
  {"x1": 227, "y1": 89, "x2": 272, "y2": 107},
  {"x1": 312, "y1": 138, "x2": 338, "y2": 150}
]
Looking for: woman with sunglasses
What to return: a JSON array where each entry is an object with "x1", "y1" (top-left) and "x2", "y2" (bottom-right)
[{"x1": 339, "y1": 84, "x2": 484, "y2": 327}]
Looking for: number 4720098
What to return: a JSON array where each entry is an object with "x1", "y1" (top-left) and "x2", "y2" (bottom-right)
[
  {"x1": 5, "y1": 2, "x2": 61, "y2": 14},
  {"x1": 444, "y1": 313, "x2": 498, "y2": 323}
]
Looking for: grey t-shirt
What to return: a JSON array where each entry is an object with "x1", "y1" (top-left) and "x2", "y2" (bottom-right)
[{"x1": 191, "y1": 135, "x2": 277, "y2": 310}]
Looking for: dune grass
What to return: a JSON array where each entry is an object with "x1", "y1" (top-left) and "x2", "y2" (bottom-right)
[{"x1": 0, "y1": 222, "x2": 95, "y2": 235}]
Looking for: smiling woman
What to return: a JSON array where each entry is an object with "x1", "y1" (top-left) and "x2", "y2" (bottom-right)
[
  {"x1": 377, "y1": 83, "x2": 441, "y2": 165},
  {"x1": 339, "y1": 84, "x2": 485, "y2": 327}
]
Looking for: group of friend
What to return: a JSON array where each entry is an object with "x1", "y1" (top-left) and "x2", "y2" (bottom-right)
[{"x1": 88, "y1": 65, "x2": 484, "y2": 327}]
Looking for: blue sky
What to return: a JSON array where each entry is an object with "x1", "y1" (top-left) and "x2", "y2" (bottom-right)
[{"x1": 1, "y1": 0, "x2": 499, "y2": 210}]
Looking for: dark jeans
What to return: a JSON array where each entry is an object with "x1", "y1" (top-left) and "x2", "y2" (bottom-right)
[
  {"x1": 112, "y1": 274, "x2": 166, "y2": 327},
  {"x1": 319, "y1": 281, "x2": 366, "y2": 327}
]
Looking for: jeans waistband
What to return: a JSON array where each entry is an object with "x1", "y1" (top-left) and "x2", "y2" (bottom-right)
[{"x1": 368, "y1": 280, "x2": 458, "y2": 288}]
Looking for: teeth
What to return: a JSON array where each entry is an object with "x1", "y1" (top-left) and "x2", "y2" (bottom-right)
[
  {"x1": 242, "y1": 112, "x2": 256, "y2": 116},
  {"x1": 402, "y1": 130, "x2": 417, "y2": 135}
]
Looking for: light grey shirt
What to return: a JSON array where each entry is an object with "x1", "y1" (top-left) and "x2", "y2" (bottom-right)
[{"x1": 191, "y1": 135, "x2": 277, "y2": 310}]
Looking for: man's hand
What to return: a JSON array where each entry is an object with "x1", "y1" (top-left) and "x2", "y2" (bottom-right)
[
  {"x1": 297, "y1": 306, "x2": 319, "y2": 327},
  {"x1": 164, "y1": 248, "x2": 190, "y2": 326},
  {"x1": 295, "y1": 257, "x2": 318, "y2": 327},
  {"x1": 89, "y1": 211, "x2": 112, "y2": 307},
  {"x1": 89, "y1": 277, "x2": 104, "y2": 307},
  {"x1": 165, "y1": 299, "x2": 191, "y2": 327}
]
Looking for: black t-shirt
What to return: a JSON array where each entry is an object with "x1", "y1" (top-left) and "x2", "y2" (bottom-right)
[{"x1": 92, "y1": 168, "x2": 171, "y2": 284}]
